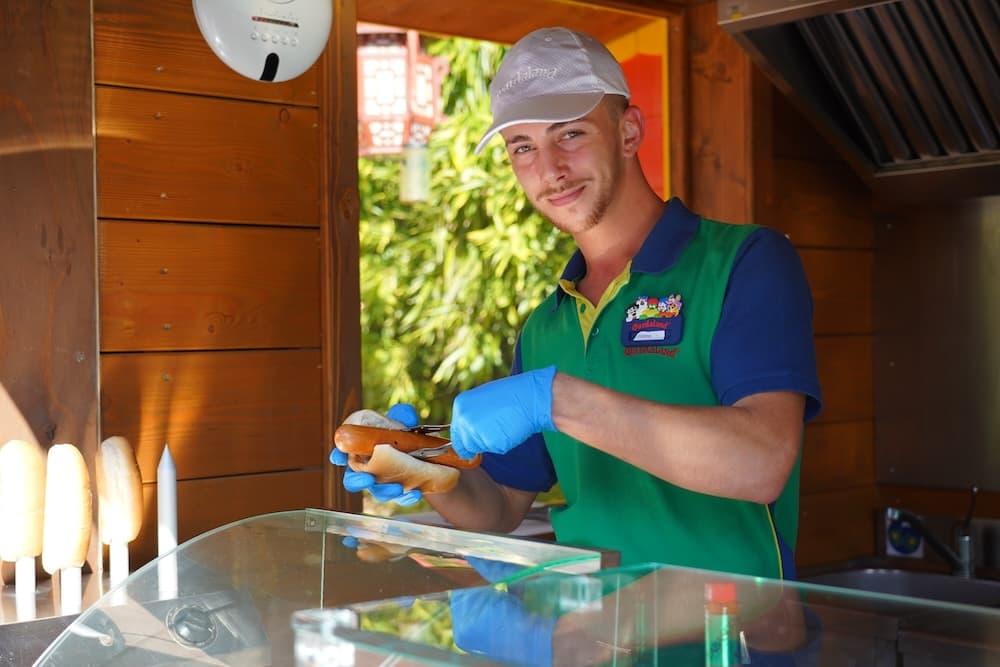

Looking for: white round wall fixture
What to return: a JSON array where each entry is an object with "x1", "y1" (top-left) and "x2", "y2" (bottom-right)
[{"x1": 193, "y1": 0, "x2": 332, "y2": 82}]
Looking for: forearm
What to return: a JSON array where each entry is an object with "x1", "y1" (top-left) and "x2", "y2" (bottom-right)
[
  {"x1": 550, "y1": 373, "x2": 803, "y2": 504},
  {"x1": 424, "y1": 467, "x2": 534, "y2": 533}
]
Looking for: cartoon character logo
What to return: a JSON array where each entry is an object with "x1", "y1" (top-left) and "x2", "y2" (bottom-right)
[{"x1": 621, "y1": 293, "x2": 684, "y2": 349}]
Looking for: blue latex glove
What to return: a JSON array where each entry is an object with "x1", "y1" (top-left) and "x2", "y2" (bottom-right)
[
  {"x1": 450, "y1": 366, "x2": 558, "y2": 460},
  {"x1": 450, "y1": 586, "x2": 555, "y2": 667},
  {"x1": 465, "y1": 555, "x2": 529, "y2": 584},
  {"x1": 329, "y1": 403, "x2": 424, "y2": 506}
]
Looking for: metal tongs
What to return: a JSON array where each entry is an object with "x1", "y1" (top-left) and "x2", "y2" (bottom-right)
[{"x1": 405, "y1": 424, "x2": 452, "y2": 460}]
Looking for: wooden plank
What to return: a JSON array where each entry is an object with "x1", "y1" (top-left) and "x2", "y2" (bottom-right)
[
  {"x1": 767, "y1": 158, "x2": 874, "y2": 249},
  {"x1": 94, "y1": 0, "x2": 318, "y2": 106},
  {"x1": 687, "y1": 1, "x2": 752, "y2": 224},
  {"x1": 130, "y1": 470, "x2": 323, "y2": 568},
  {"x1": 801, "y1": 420, "x2": 875, "y2": 493},
  {"x1": 100, "y1": 220, "x2": 321, "y2": 351},
  {"x1": 879, "y1": 485, "x2": 1000, "y2": 521},
  {"x1": 797, "y1": 486, "x2": 879, "y2": 567},
  {"x1": 800, "y1": 249, "x2": 873, "y2": 336},
  {"x1": 667, "y1": 10, "x2": 690, "y2": 201},
  {"x1": 358, "y1": 0, "x2": 657, "y2": 44},
  {"x1": 101, "y1": 350, "x2": 322, "y2": 482},
  {"x1": 321, "y1": 0, "x2": 364, "y2": 513},
  {"x1": 96, "y1": 86, "x2": 320, "y2": 226},
  {"x1": 0, "y1": 1, "x2": 102, "y2": 576},
  {"x1": 814, "y1": 336, "x2": 873, "y2": 424}
]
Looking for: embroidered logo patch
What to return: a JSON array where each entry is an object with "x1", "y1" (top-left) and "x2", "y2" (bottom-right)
[{"x1": 621, "y1": 294, "x2": 683, "y2": 352}]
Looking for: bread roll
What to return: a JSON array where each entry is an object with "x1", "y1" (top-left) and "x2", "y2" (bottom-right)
[
  {"x1": 0, "y1": 440, "x2": 46, "y2": 561},
  {"x1": 97, "y1": 436, "x2": 143, "y2": 545},
  {"x1": 41, "y1": 444, "x2": 92, "y2": 574},
  {"x1": 342, "y1": 408, "x2": 407, "y2": 430},
  {"x1": 355, "y1": 540, "x2": 411, "y2": 563},
  {"x1": 349, "y1": 444, "x2": 459, "y2": 494}
]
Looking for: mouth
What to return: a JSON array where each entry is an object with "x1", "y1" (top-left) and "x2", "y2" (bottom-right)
[{"x1": 545, "y1": 184, "x2": 585, "y2": 207}]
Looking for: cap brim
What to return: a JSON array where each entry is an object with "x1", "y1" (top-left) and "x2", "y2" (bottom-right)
[{"x1": 474, "y1": 91, "x2": 605, "y2": 155}]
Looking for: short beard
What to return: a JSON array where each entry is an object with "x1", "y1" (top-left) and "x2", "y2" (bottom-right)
[{"x1": 584, "y1": 175, "x2": 614, "y2": 230}]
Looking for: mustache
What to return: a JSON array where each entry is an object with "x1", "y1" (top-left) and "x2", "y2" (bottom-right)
[{"x1": 538, "y1": 181, "x2": 587, "y2": 200}]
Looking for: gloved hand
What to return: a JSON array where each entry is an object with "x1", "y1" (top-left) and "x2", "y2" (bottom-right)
[
  {"x1": 450, "y1": 586, "x2": 555, "y2": 667},
  {"x1": 465, "y1": 555, "x2": 529, "y2": 585},
  {"x1": 450, "y1": 366, "x2": 558, "y2": 460},
  {"x1": 329, "y1": 403, "x2": 424, "y2": 506}
]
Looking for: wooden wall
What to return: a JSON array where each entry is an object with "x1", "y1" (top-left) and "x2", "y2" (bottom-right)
[
  {"x1": 92, "y1": 0, "x2": 360, "y2": 566},
  {"x1": 686, "y1": 3, "x2": 878, "y2": 569}
]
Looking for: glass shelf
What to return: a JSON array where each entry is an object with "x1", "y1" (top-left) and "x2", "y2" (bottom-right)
[
  {"x1": 35, "y1": 509, "x2": 601, "y2": 666},
  {"x1": 301, "y1": 563, "x2": 1000, "y2": 666}
]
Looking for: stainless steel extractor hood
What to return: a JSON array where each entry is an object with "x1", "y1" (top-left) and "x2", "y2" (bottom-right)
[{"x1": 719, "y1": 0, "x2": 1000, "y2": 202}]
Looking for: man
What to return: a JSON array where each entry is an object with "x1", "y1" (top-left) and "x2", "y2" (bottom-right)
[{"x1": 334, "y1": 27, "x2": 821, "y2": 580}]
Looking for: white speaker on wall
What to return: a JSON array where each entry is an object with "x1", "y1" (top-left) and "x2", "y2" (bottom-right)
[{"x1": 193, "y1": 0, "x2": 333, "y2": 83}]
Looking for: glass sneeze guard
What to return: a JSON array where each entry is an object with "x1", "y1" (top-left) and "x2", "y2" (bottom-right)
[
  {"x1": 34, "y1": 509, "x2": 602, "y2": 666},
  {"x1": 301, "y1": 563, "x2": 1000, "y2": 666}
]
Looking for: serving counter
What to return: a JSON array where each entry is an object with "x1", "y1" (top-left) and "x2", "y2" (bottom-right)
[{"x1": 33, "y1": 509, "x2": 1000, "y2": 666}]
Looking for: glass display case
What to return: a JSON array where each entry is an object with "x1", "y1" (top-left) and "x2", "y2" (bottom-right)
[
  {"x1": 299, "y1": 562, "x2": 1000, "y2": 666},
  {"x1": 35, "y1": 508, "x2": 1000, "y2": 666},
  {"x1": 34, "y1": 509, "x2": 602, "y2": 666}
]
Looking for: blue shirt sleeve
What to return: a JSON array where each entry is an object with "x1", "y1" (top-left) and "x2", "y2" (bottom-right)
[
  {"x1": 711, "y1": 228, "x2": 823, "y2": 421},
  {"x1": 479, "y1": 337, "x2": 558, "y2": 492}
]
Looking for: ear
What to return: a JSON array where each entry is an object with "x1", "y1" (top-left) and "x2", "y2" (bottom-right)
[{"x1": 620, "y1": 106, "x2": 645, "y2": 157}]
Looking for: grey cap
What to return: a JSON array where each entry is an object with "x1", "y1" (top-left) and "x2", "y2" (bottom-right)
[{"x1": 475, "y1": 27, "x2": 630, "y2": 154}]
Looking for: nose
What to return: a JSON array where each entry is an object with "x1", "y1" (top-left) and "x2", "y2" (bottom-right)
[{"x1": 536, "y1": 147, "x2": 568, "y2": 188}]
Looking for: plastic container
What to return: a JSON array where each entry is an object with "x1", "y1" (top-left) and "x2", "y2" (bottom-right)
[{"x1": 704, "y1": 582, "x2": 743, "y2": 666}]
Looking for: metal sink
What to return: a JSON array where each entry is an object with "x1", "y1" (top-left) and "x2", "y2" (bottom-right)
[{"x1": 803, "y1": 568, "x2": 1000, "y2": 608}]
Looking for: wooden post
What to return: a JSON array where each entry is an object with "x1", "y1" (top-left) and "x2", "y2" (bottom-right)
[{"x1": 0, "y1": 1, "x2": 101, "y2": 577}]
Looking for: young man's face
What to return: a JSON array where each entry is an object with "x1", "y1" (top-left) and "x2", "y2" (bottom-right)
[{"x1": 500, "y1": 97, "x2": 626, "y2": 235}]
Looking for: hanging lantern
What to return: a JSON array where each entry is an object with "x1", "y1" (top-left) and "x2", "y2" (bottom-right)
[{"x1": 357, "y1": 26, "x2": 448, "y2": 157}]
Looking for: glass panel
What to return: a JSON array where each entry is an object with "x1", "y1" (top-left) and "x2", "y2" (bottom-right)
[
  {"x1": 36, "y1": 509, "x2": 601, "y2": 665},
  {"x1": 306, "y1": 563, "x2": 1000, "y2": 666}
]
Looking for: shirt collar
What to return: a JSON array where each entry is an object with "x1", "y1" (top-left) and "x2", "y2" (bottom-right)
[{"x1": 554, "y1": 197, "x2": 701, "y2": 305}]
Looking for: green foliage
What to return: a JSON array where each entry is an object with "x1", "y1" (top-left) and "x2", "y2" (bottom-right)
[{"x1": 358, "y1": 37, "x2": 575, "y2": 421}]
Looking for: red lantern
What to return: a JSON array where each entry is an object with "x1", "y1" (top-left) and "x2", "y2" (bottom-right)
[{"x1": 357, "y1": 26, "x2": 448, "y2": 156}]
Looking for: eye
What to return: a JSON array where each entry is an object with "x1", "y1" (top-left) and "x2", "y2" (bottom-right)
[
  {"x1": 510, "y1": 144, "x2": 533, "y2": 155},
  {"x1": 561, "y1": 129, "x2": 583, "y2": 141}
]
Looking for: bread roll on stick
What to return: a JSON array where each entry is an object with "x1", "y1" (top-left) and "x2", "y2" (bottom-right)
[
  {"x1": 0, "y1": 439, "x2": 46, "y2": 620},
  {"x1": 97, "y1": 436, "x2": 143, "y2": 546},
  {"x1": 42, "y1": 444, "x2": 92, "y2": 575},
  {"x1": 0, "y1": 440, "x2": 46, "y2": 562},
  {"x1": 349, "y1": 444, "x2": 459, "y2": 494},
  {"x1": 98, "y1": 436, "x2": 142, "y2": 589}
]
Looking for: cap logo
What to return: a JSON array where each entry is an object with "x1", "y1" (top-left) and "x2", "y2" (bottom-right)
[{"x1": 496, "y1": 66, "x2": 558, "y2": 97}]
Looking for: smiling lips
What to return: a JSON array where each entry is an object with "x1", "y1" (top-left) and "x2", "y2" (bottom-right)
[{"x1": 545, "y1": 183, "x2": 585, "y2": 207}]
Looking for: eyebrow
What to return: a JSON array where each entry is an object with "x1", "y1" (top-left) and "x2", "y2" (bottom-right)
[{"x1": 504, "y1": 119, "x2": 582, "y2": 146}]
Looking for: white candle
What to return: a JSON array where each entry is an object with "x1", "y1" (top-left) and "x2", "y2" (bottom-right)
[
  {"x1": 157, "y1": 444, "x2": 177, "y2": 555},
  {"x1": 157, "y1": 444, "x2": 178, "y2": 600}
]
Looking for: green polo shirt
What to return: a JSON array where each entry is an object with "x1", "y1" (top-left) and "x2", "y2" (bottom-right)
[{"x1": 481, "y1": 198, "x2": 821, "y2": 578}]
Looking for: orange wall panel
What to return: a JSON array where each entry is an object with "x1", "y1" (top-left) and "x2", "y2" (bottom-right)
[
  {"x1": 96, "y1": 86, "x2": 320, "y2": 226},
  {"x1": 101, "y1": 349, "x2": 322, "y2": 482},
  {"x1": 100, "y1": 220, "x2": 321, "y2": 351}
]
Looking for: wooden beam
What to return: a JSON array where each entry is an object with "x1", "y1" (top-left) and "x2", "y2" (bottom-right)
[
  {"x1": 321, "y1": 0, "x2": 364, "y2": 512},
  {"x1": 0, "y1": 0, "x2": 101, "y2": 575}
]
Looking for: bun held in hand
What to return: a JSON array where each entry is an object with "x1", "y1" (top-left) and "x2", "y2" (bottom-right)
[{"x1": 348, "y1": 444, "x2": 460, "y2": 494}]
